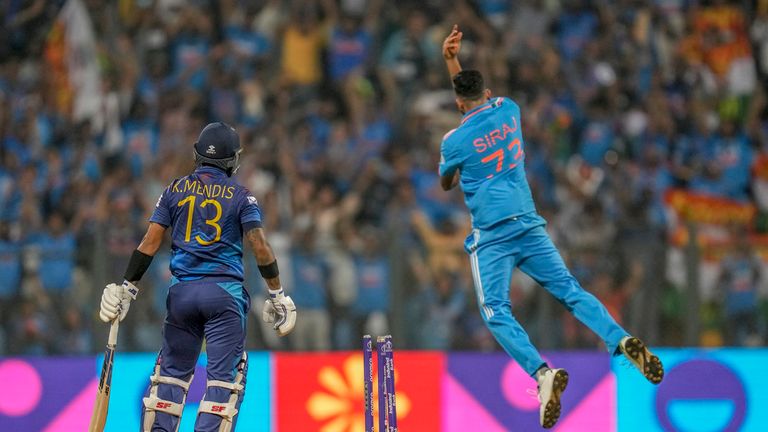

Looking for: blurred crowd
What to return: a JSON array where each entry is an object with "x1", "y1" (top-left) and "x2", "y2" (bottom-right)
[{"x1": 2, "y1": 0, "x2": 768, "y2": 355}]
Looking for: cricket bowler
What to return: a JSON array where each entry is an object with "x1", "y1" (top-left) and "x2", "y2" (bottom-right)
[
  {"x1": 439, "y1": 26, "x2": 664, "y2": 428},
  {"x1": 98, "y1": 122, "x2": 297, "y2": 431}
]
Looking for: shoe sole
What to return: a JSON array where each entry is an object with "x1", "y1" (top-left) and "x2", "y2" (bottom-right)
[
  {"x1": 542, "y1": 369, "x2": 569, "y2": 429},
  {"x1": 623, "y1": 337, "x2": 664, "y2": 384}
]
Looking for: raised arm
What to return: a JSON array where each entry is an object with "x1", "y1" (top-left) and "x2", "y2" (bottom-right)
[
  {"x1": 363, "y1": 0, "x2": 384, "y2": 31},
  {"x1": 442, "y1": 24, "x2": 463, "y2": 78}
]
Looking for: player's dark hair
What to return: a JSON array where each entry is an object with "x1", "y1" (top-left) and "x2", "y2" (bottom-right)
[{"x1": 452, "y1": 70, "x2": 485, "y2": 100}]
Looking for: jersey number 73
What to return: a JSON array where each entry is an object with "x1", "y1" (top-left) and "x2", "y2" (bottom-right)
[{"x1": 480, "y1": 138, "x2": 524, "y2": 179}]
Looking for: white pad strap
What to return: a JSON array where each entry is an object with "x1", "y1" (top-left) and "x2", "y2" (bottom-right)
[
  {"x1": 151, "y1": 375, "x2": 192, "y2": 391},
  {"x1": 207, "y1": 380, "x2": 244, "y2": 393}
]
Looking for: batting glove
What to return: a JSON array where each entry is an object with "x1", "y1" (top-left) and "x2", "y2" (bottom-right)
[
  {"x1": 262, "y1": 288, "x2": 297, "y2": 337},
  {"x1": 99, "y1": 281, "x2": 139, "y2": 323}
]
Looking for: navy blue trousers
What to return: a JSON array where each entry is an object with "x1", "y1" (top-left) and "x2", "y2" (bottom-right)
[{"x1": 141, "y1": 278, "x2": 250, "y2": 431}]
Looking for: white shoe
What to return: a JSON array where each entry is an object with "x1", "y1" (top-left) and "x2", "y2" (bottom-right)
[
  {"x1": 619, "y1": 336, "x2": 664, "y2": 384},
  {"x1": 536, "y1": 368, "x2": 569, "y2": 429}
]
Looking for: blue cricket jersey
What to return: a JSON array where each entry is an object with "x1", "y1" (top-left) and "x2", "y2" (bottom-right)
[
  {"x1": 439, "y1": 97, "x2": 536, "y2": 229},
  {"x1": 150, "y1": 166, "x2": 263, "y2": 281}
]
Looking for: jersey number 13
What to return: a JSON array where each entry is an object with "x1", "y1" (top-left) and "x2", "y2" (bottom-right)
[{"x1": 177, "y1": 195, "x2": 222, "y2": 245}]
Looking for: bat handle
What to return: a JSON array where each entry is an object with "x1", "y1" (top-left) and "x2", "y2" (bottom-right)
[{"x1": 107, "y1": 319, "x2": 119, "y2": 346}]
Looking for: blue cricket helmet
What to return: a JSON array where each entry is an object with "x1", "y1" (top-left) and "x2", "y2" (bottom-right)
[{"x1": 193, "y1": 122, "x2": 242, "y2": 176}]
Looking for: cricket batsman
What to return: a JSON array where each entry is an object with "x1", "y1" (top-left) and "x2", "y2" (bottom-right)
[
  {"x1": 439, "y1": 26, "x2": 663, "y2": 428},
  {"x1": 98, "y1": 122, "x2": 297, "y2": 431}
]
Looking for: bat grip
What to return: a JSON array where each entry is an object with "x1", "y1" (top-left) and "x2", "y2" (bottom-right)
[{"x1": 107, "y1": 319, "x2": 119, "y2": 346}]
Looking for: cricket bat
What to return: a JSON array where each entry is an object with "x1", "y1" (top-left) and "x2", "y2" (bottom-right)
[{"x1": 89, "y1": 319, "x2": 119, "y2": 432}]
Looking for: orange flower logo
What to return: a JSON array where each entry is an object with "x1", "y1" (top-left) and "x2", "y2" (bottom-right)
[{"x1": 306, "y1": 354, "x2": 411, "y2": 432}]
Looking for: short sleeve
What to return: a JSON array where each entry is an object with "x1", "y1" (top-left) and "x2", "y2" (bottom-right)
[
  {"x1": 240, "y1": 192, "x2": 263, "y2": 232},
  {"x1": 439, "y1": 130, "x2": 460, "y2": 177},
  {"x1": 149, "y1": 185, "x2": 172, "y2": 227}
]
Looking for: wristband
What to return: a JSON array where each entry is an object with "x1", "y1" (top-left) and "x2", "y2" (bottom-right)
[
  {"x1": 124, "y1": 249, "x2": 153, "y2": 282},
  {"x1": 258, "y1": 260, "x2": 279, "y2": 279}
]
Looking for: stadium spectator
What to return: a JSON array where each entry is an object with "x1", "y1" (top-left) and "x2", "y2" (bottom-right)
[
  {"x1": 0, "y1": 222, "x2": 21, "y2": 315},
  {"x1": 54, "y1": 305, "x2": 92, "y2": 354},
  {"x1": 289, "y1": 228, "x2": 332, "y2": 351},
  {"x1": 411, "y1": 270, "x2": 467, "y2": 350},
  {"x1": 718, "y1": 230, "x2": 763, "y2": 347},
  {"x1": 280, "y1": 5, "x2": 326, "y2": 89},
  {"x1": 350, "y1": 227, "x2": 390, "y2": 338},
  {"x1": 379, "y1": 9, "x2": 438, "y2": 106},
  {"x1": 8, "y1": 297, "x2": 51, "y2": 355},
  {"x1": 31, "y1": 212, "x2": 75, "y2": 300}
]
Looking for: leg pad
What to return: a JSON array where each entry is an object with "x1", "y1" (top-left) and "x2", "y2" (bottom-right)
[
  {"x1": 142, "y1": 364, "x2": 193, "y2": 432},
  {"x1": 196, "y1": 353, "x2": 248, "y2": 432}
]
